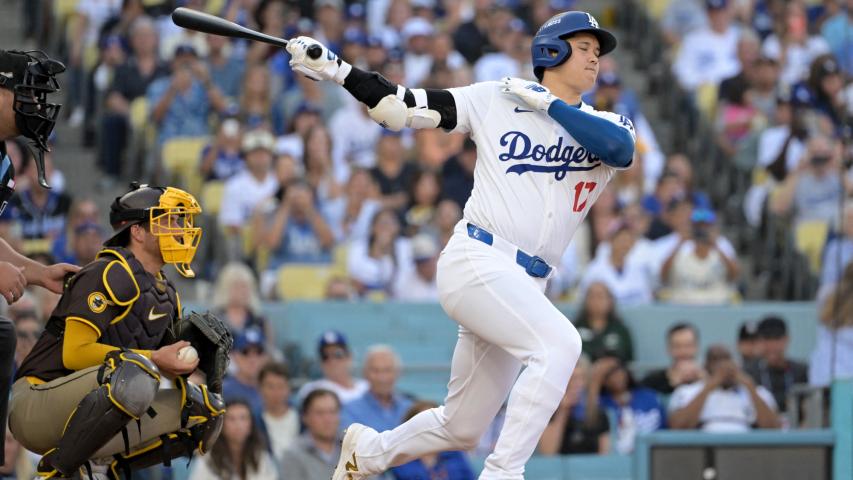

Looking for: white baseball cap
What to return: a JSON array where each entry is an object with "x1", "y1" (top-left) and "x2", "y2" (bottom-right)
[
  {"x1": 401, "y1": 17, "x2": 435, "y2": 43},
  {"x1": 242, "y1": 129, "x2": 275, "y2": 153}
]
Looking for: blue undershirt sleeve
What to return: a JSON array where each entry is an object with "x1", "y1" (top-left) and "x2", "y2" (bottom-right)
[{"x1": 546, "y1": 99, "x2": 636, "y2": 168}]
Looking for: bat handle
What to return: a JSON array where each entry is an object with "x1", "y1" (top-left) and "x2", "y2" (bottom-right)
[{"x1": 307, "y1": 44, "x2": 323, "y2": 60}]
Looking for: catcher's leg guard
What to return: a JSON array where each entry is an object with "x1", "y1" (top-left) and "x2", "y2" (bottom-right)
[
  {"x1": 36, "y1": 351, "x2": 160, "y2": 478},
  {"x1": 107, "y1": 378, "x2": 224, "y2": 478}
]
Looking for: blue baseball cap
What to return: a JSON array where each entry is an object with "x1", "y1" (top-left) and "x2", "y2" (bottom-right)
[
  {"x1": 706, "y1": 0, "x2": 728, "y2": 10},
  {"x1": 317, "y1": 330, "x2": 349, "y2": 355},
  {"x1": 691, "y1": 208, "x2": 717, "y2": 224},
  {"x1": 233, "y1": 327, "x2": 266, "y2": 352}
]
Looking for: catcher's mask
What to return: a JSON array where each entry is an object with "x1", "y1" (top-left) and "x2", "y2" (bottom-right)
[
  {"x1": 0, "y1": 50, "x2": 65, "y2": 189},
  {"x1": 106, "y1": 183, "x2": 203, "y2": 278}
]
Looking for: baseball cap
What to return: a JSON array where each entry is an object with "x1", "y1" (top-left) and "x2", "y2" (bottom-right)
[
  {"x1": 346, "y1": 3, "x2": 365, "y2": 19},
  {"x1": 234, "y1": 327, "x2": 266, "y2": 352},
  {"x1": 343, "y1": 27, "x2": 369, "y2": 47},
  {"x1": 706, "y1": 0, "x2": 728, "y2": 10},
  {"x1": 738, "y1": 320, "x2": 759, "y2": 341},
  {"x1": 757, "y1": 316, "x2": 788, "y2": 339},
  {"x1": 401, "y1": 17, "x2": 435, "y2": 42},
  {"x1": 814, "y1": 56, "x2": 840, "y2": 77},
  {"x1": 412, "y1": 234, "x2": 439, "y2": 261},
  {"x1": 317, "y1": 330, "x2": 349, "y2": 356},
  {"x1": 242, "y1": 129, "x2": 275, "y2": 153},
  {"x1": 691, "y1": 208, "x2": 717, "y2": 224}
]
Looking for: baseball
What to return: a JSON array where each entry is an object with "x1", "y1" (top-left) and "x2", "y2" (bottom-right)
[{"x1": 177, "y1": 346, "x2": 198, "y2": 363}]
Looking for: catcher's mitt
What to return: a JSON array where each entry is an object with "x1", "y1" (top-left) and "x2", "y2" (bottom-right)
[{"x1": 173, "y1": 311, "x2": 233, "y2": 393}]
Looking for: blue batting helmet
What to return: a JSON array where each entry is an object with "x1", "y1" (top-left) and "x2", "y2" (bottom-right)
[{"x1": 531, "y1": 11, "x2": 617, "y2": 81}]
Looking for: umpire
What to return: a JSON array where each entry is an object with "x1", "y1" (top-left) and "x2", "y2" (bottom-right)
[
  {"x1": 9, "y1": 184, "x2": 228, "y2": 478},
  {"x1": 0, "y1": 48, "x2": 79, "y2": 467}
]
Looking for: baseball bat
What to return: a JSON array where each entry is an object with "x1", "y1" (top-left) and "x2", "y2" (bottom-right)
[{"x1": 171, "y1": 7, "x2": 322, "y2": 59}]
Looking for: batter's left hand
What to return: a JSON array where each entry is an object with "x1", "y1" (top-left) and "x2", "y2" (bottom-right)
[
  {"x1": 31, "y1": 262, "x2": 81, "y2": 294},
  {"x1": 285, "y1": 36, "x2": 351, "y2": 84},
  {"x1": 501, "y1": 77, "x2": 556, "y2": 112}
]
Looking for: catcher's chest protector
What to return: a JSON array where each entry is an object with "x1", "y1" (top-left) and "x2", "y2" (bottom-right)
[{"x1": 97, "y1": 248, "x2": 180, "y2": 350}]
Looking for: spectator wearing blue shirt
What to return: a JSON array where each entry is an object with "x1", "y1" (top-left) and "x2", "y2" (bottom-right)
[
  {"x1": 587, "y1": 357, "x2": 666, "y2": 454},
  {"x1": 263, "y1": 179, "x2": 335, "y2": 273},
  {"x1": 820, "y1": 1, "x2": 853, "y2": 75},
  {"x1": 0, "y1": 149, "x2": 72, "y2": 242},
  {"x1": 223, "y1": 327, "x2": 270, "y2": 416},
  {"x1": 391, "y1": 401, "x2": 475, "y2": 480},
  {"x1": 204, "y1": 33, "x2": 245, "y2": 100},
  {"x1": 341, "y1": 345, "x2": 413, "y2": 434},
  {"x1": 147, "y1": 44, "x2": 228, "y2": 145},
  {"x1": 199, "y1": 117, "x2": 245, "y2": 182}
]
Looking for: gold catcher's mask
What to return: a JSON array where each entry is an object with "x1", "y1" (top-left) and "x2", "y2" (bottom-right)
[{"x1": 105, "y1": 183, "x2": 202, "y2": 278}]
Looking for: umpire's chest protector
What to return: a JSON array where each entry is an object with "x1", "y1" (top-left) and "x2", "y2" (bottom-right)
[{"x1": 97, "y1": 248, "x2": 180, "y2": 350}]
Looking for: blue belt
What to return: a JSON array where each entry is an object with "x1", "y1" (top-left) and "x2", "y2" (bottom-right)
[{"x1": 466, "y1": 223, "x2": 553, "y2": 278}]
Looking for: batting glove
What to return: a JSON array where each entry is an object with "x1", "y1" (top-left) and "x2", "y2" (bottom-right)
[
  {"x1": 285, "y1": 36, "x2": 351, "y2": 84},
  {"x1": 501, "y1": 77, "x2": 556, "y2": 112}
]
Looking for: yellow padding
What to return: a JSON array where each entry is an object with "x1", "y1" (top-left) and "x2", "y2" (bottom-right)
[
  {"x1": 276, "y1": 264, "x2": 338, "y2": 300},
  {"x1": 129, "y1": 97, "x2": 149, "y2": 130},
  {"x1": 696, "y1": 83, "x2": 719, "y2": 119},
  {"x1": 795, "y1": 220, "x2": 830, "y2": 274},
  {"x1": 201, "y1": 181, "x2": 225, "y2": 216},
  {"x1": 161, "y1": 137, "x2": 209, "y2": 195}
]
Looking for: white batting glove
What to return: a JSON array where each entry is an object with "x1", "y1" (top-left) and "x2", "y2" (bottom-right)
[
  {"x1": 501, "y1": 77, "x2": 556, "y2": 112},
  {"x1": 285, "y1": 36, "x2": 351, "y2": 84}
]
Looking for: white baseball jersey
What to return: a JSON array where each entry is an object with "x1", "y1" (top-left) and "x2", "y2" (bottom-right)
[{"x1": 448, "y1": 81, "x2": 636, "y2": 266}]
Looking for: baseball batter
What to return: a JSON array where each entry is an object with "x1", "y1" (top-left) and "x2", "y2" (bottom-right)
[{"x1": 286, "y1": 11, "x2": 635, "y2": 479}]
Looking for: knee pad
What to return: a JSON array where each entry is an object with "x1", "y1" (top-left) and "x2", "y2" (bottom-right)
[
  {"x1": 41, "y1": 350, "x2": 161, "y2": 476},
  {"x1": 101, "y1": 350, "x2": 161, "y2": 419}
]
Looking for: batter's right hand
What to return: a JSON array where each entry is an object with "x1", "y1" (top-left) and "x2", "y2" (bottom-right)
[
  {"x1": 151, "y1": 340, "x2": 199, "y2": 377},
  {"x1": 0, "y1": 261, "x2": 26, "y2": 304},
  {"x1": 285, "y1": 36, "x2": 351, "y2": 84}
]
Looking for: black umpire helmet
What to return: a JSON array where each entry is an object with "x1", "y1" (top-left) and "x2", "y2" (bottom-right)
[{"x1": 0, "y1": 49, "x2": 65, "y2": 211}]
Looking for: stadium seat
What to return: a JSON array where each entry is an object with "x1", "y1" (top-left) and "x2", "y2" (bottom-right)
[
  {"x1": 161, "y1": 137, "x2": 208, "y2": 195},
  {"x1": 795, "y1": 220, "x2": 830, "y2": 274},
  {"x1": 276, "y1": 264, "x2": 337, "y2": 300},
  {"x1": 200, "y1": 181, "x2": 225, "y2": 216}
]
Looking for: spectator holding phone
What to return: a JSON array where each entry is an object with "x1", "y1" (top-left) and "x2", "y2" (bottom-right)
[
  {"x1": 660, "y1": 208, "x2": 740, "y2": 304},
  {"x1": 669, "y1": 345, "x2": 779, "y2": 432}
]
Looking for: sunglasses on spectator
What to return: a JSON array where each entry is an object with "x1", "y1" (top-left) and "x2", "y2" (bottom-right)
[{"x1": 322, "y1": 349, "x2": 349, "y2": 361}]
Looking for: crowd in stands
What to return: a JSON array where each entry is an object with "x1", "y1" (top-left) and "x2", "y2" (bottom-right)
[{"x1": 1, "y1": 0, "x2": 852, "y2": 478}]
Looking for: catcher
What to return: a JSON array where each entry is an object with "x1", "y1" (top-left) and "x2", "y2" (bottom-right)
[{"x1": 9, "y1": 183, "x2": 233, "y2": 478}]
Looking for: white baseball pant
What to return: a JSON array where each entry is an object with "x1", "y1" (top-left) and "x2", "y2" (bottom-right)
[{"x1": 354, "y1": 220, "x2": 582, "y2": 479}]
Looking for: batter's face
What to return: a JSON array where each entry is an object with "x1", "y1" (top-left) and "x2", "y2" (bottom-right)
[{"x1": 550, "y1": 33, "x2": 600, "y2": 93}]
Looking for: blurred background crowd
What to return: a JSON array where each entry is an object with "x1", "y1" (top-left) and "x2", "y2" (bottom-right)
[{"x1": 0, "y1": 0, "x2": 851, "y2": 478}]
